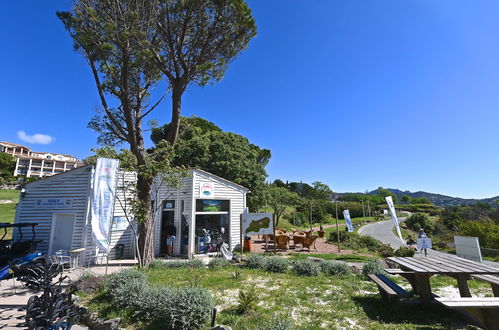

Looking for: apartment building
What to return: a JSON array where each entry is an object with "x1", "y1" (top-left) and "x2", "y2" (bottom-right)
[{"x1": 0, "y1": 141, "x2": 82, "y2": 178}]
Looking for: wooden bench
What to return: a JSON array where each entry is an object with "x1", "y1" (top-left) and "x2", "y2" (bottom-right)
[
  {"x1": 368, "y1": 274, "x2": 409, "y2": 304},
  {"x1": 472, "y1": 275, "x2": 499, "y2": 297},
  {"x1": 385, "y1": 268, "x2": 414, "y2": 275},
  {"x1": 436, "y1": 297, "x2": 499, "y2": 330}
]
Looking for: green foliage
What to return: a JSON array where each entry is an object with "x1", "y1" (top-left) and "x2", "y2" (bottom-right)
[
  {"x1": 0, "y1": 153, "x2": 16, "y2": 181},
  {"x1": 151, "y1": 116, "x2": 271, "y2": 210},
  {"x1": 105, "y1": 269, "x2": 213, "y2": 329},
  {"x1": 320, "y1": 261, "x2": 351, "y2": 276},
  {"x1": 208, "y1": 257, "x2": 230, "y2": 269},
  {"x1": 264, "y1": 256, "x2": 289, "y2": 273},
  {"x1": 394, "y1": 247, "x2": 416, "y2": 257},
  {"x1": 376, "y1": 243, "x2": 395, "y2": 258},
  {"x1": 266, "y1": 184, "x2": 300, "y2": 225},
  {"x1": 405, "y1": 213, "x2": 434, "y2": 234},
  {"x1": 245, "y1": 253, "x2": 267, "y2": 269},
  {"x1": 236, "y1": 289, "x2": 258, "y2": 314},
  {"x1": 328, "y1": 231, "x2": 380, "y2": 251},
  {"x1": 258, "y1": 316, "x2": 295, "y2": 330},
  {"x1": 395, "y1": 203, "x2": 440, "y2": 215},
  {"x1": 291, "y1": 259, "x2": 321, "y2": 277},
  {"x1": 459, "y1": 221, "x2": 499, "y2": 249},
  {"x1": 362, "y1": 260, "x2": 385, "y2": 278},
  {"x1": 149, "y1": 259, "x2": 205, "y2": 269}
]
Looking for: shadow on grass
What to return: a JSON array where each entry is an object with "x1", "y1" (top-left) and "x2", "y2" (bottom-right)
[{"x1": 352, "y1": 296, "x2": 457, "y2": 329}]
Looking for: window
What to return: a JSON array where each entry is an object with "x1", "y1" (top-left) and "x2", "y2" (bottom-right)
[{"x1": 196, "y1": 199, "x2": 229, "y2": 212}]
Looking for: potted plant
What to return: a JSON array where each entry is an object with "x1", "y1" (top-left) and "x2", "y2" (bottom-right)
[{"x1": 318, "y1": 223, "x2": 325, "y2": 238}]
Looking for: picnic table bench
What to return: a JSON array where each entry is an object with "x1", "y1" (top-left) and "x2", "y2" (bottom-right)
[
  {"x1": 471, "y1": 274, "x2": 499, "y2": 297},
  {"x1": 435, "y1": 297, "x2": 499, "y2": 330},
  {"x1": 368, "y1": 273, "x2": 409, "y2": 304},
  {"x1": 387, "y1": 255, "x2": 499, "y2": 304}
]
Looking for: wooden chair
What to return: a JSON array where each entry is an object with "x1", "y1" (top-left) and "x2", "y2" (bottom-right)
[
  {"x1": 293, "y1": 231, "x2": 306, "y2": 246},
  {"x1": 301, "y1": 235, "x2": 317, "y2": 251},
  {"x1": 276, "y1": 235, "x2": 290, "y2": 250},
  {"x1": 274, "y1": 230, "x2": 285, "y2": 236},
  {"x1": 275, "y1": 228, "x2": 287, "y2": 233}
]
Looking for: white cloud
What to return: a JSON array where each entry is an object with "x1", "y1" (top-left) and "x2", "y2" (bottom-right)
[{"x1": 17, "y1": 131, "x2": 55, "y2": 145}]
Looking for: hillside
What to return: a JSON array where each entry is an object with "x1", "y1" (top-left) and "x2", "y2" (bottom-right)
[{"x1": 369, "y1": 188, "x2": 499, "y2": 207}]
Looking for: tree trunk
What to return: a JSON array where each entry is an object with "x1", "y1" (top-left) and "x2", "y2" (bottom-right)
[
  {"x1": 166, "y1": 85, "x2": 182, "y2": 145},
  {"x1": 136, "y1": 173, "x2": 154, "y2": 267}
]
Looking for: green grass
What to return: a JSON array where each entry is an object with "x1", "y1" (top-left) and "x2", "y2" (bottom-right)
[
  {"x1": 0, "y1": 189, "x2": 18, "y2": 239},
  {"x1": 83, "y1": 265, "x2": 467, "y2": 330}
]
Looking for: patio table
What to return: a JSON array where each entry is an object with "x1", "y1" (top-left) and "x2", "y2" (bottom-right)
[{"x1": 387, "y1": 255, "x2": 499, "y2": 304}]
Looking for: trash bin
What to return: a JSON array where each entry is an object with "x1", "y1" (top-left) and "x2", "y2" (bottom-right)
[
  {"x1": 244, "y1": 236, "x2": 252, "y2": 253},
  {"x1": 115, "y1": 244, "x2": 125, "y2": 259}
]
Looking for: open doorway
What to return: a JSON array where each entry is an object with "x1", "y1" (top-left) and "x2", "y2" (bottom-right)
[{"x1": 159, "y1": 200, "x2": 175, "y2": 255}]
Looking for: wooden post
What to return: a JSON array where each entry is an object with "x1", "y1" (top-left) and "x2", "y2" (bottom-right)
[
  {"x1": 335, "y1": 199, "x2": 341, "y2": 252},
  {"x1": 273, "y1": 213, "x2": 277, "y2": 254},
  {"x1": 240, "y1": 214, "x2": 244, "y2": 255}
]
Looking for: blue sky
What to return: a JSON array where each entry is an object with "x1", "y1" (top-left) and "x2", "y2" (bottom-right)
[{"x1": 1, "y1": 1, "x2": 499, "y2": 198}]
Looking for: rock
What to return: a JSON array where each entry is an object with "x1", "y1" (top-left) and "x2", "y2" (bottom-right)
[
  {"x1": 212, "y1": 326, "x2": 232, "y2": 330},
  {"x1": 93, "y1": 317, "x2": 121, "y2": 330}
]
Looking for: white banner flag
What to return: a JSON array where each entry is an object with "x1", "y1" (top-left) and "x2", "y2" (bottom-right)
[
  {"x1": 385, "y1": 196, "x2": 405, "y2": 245},
  {"x1": 91, "y1": 158, "x2": 119, "y2": 253},
  {"x1": 343, "y1": 210, "x2": 354, "y2": 232}
]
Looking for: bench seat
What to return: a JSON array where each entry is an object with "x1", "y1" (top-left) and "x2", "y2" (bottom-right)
[
  {"x1": 471, "y1": 275, "x2": 499, "y2": 297},
  {"x1": 436, "y1": 297, "x2": 499, "y2": 330},
  {"x1": 368, "y1": 274, "x2": 409, "y2": 304},
  {"x1": 385, "y1": 268, "x2": 415, "y2": 275}
]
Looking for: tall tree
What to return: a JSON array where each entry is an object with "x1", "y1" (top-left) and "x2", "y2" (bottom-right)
[
  {"x1": 152, "y1": 0, "x2": 257, "y2": 145},
  {"x1": 58, "y1": 0, "x2": 174, "y2": 265},
  {"x1": 151, "y1": 116, "x2": 271, "y2": 210},
  {"x1": 58, "y1": 0, "x2": 256, "y2": 265},
  {"x1": 267, "y1": 185, "x2": 300, "y2": 227}
]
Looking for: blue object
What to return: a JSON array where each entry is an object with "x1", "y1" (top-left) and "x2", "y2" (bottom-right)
[{"x1": 0, "y1": 252, "x2": 44, "y2": 280}]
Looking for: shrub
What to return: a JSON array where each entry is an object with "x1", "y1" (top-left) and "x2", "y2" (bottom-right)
[
  {"x1": 394, "y1": 246, "x2": 415, "y2": 257},
  {"x1": 208, "y1": 257, "x2": 230, "y2": 269},
  {"x1": 245, "y1": 253, "x2": 267, "y2": 269},
  {"x1": 358, "y1": 235, "x2": 380, "y2": 250},
  {"x1": 264, "y1": 257, "x2": 288, "y2": 273},
  {"x1": 362, "y1": 260, "x2": 385, "y2": 278},
  {"x1": 106, "y1": 269, "x2": 147, "y2": 295},
  {"x1": 320, "y1": 261, "x2": 351, "y2": 276},
  {"x1": 377, "y1": 243, "x2": 395, "y2": 257},
  {"x1": 236, "y1": 289, "x2": 258, "y2": 314},
  {"x1": 405, "y1": 213, "x2": 434, "y2": 234},
  {"x1": 292, "y1": 259, "x2": 320, "y2": 277},
  {"x1": 148, "y1": 259, "x2": 167, "y2": 268},
  {"x1": 163, "y1": 287, "x2": 214, "y2": 329},
  {"x1": 160, "y1": 259, "x2": 205, "y2": 269},
  {"x1": 108, "y1": 276, "x2": 149, "y2": 310}
]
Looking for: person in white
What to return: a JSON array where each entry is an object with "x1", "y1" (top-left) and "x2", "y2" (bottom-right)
[{"x1": 418, "y1": 229, "x2": 428, "y2": 256}]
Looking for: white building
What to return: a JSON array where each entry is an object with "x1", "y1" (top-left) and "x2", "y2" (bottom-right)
[
  {"x1": 14, "y1": 164, "x2": 248, "y2": 265},
  {"x1": 0, "y1": 141, "x2": 81, "y2": 178}
]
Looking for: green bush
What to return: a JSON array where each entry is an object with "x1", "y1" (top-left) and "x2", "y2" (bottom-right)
[
  {"x1": 459, "y1": 221, "x2": 499, "y2": 249},
  {"x1": 106, "y1": 269, "x2": 213, "y2": 329},
  {"x1": 358, "y1": 235, "x2": 380, "y2": 250},
  {"x1": 320, "y1": 261, "x2": 351, "y2": 276},
  {"x1": 148, "y1": 259, "x2": 167, "y2": 268},
  {"x1": 208, "y1": 257, "x2": 230, "y2": 269},
  {"x1": 394, "y1": 246, "x2": 415, "y2": 257},
  {"x1": 377, "y1": 243, "x2": 395, "y2": 257},
  {"x1": 265, "y1": 256, "x2": 288, "y2": 273},
  {"x1": 245, "y1": 253, "x2": 267, "y2": 269},
  {"x1": 362, "y1": 260, "x2": 385, "y2": 278},
  {"x1": 236, "y1": 289, "x2": 258, "y2": 314},
  {"x1": 158, "y1": 259, "x2": 205, "y2": 269},
  {"x1": 405, "y1": 213, "x2": 434, "y2": 234},
  {"x1": 292, "y1": 259, "x2": 320, "y2": 277}
]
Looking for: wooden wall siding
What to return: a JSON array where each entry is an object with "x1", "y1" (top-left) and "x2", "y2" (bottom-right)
[
  {"x1": 192, "y1": 171, "x2": 246, "y2": 252},
  {"x1": 108, "y1": 171, "x2": 137, "y2": 260},
  {"x1": 152, "y1": 175, "x2": 193, "y2": 256},
  {"x1": 14, "y1": 165, "x2": 93, "y2": 257}
]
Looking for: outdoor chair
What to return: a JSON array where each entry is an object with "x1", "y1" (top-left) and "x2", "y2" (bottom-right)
[
  {"x1": 293, "y1": 231, "x2": 306, "y2": 246},
  {"x1": 275, "y1": 228, "x2": 286, "y2": 233},
  {"x1": 276, "y1": 235, "x2": 290, "y2": 250},
  {"x1": 301, "y1": 235, "x2": 317, "y2": 251},
  {"x1": 274, "y1": 230, "x2": 285, "y2": 236}
]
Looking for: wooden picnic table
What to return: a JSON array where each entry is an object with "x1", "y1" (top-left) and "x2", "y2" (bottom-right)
[{"x1": 387, "y1": 254, "x2": 499, "y2": 304}]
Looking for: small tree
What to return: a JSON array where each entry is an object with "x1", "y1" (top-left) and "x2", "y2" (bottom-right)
[
  {"x1": 405, "y1": 213, "x2": 434, "y2": 234},
  {"x1": 267, "y1": 185, "x2": 299, "y2": 227}
]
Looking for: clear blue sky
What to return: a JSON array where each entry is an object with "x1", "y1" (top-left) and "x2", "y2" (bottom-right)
[{"x1": 1, "y1": 1, "x2": 499, "y2": 199}]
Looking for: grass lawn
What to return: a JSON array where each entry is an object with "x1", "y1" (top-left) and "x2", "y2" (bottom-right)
[
  {"x1": 0, "y1": 189, "x2": 19, "y2": 239},
  {"x1": 84, "y1": 265, "x2": 465, "y2": 330}
]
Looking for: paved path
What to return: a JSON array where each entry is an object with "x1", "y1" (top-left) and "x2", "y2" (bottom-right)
[{"x1": 358, "y1": 217, "x2": 406, "y2": 249}]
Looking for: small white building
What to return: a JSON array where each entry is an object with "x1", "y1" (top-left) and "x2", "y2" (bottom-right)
[{"x1": 14, "y1": 164, "x2": 248, "y2": 265}]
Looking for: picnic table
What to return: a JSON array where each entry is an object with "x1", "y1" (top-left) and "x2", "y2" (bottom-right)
[{"x1": 387, "y1": 254, "x2": 499, "y2": 304}]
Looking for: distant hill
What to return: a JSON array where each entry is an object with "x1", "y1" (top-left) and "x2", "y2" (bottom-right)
[{"x1": 368, "y1": 188, "x2": 499, "y2": 208}]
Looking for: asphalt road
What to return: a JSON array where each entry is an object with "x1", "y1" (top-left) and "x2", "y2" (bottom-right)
[{"x1": 358, "y1": 218, "x2": 406, "y2": 249}]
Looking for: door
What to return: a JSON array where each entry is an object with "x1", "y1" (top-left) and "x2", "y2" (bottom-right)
[{"x1": 51, "y1": 214, "x2": 75, "y2": 253}]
